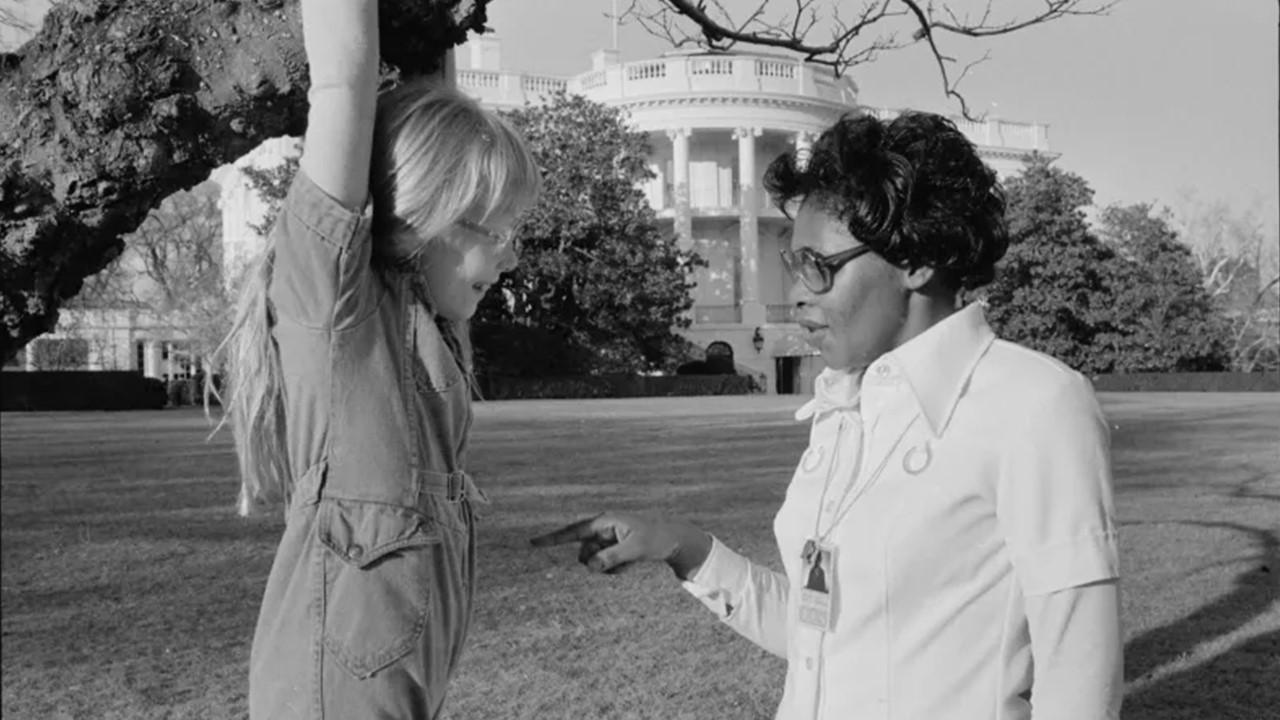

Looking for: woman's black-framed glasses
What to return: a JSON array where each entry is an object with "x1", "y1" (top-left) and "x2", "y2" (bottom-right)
[
  {"x1": 780, "y1": 245, "x2": 875, "y2": 294},
  {"x1": 458, "y1": 218, "x2": 522, "y2": 255}
]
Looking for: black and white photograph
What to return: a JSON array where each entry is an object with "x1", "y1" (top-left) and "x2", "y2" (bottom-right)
[{"x1": 2, "y1": 1, "x2": 1276, "y2": 718}]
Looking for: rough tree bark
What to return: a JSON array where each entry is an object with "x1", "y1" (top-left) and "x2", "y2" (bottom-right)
[{"x1": 1, "y1": 0, "x2": 489, "y2": 361}]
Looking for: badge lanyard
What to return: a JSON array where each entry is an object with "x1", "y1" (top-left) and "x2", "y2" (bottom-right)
[
  {"x1": 801, "y1": 412, "x2": 921, "y2": 564},
  {"x1": 798, "y1": 411, "x2": 921, "y2": 633}
]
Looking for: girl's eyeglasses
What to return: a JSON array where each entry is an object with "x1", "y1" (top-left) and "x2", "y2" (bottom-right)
[
  {"x1": 780, "y1": 245, "x2": 875, "y2": 294},
  {"x1": 457, "y1": 219, "x2": 522, "y2": 255}
]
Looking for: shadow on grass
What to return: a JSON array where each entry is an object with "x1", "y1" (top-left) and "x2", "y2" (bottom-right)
[
  {"x1": 1122, "y1": 519, "x2": 1278, "y2": 718},
  {"x1": 1123, "y1": 630, "x2": 1280, "y2": 720}
]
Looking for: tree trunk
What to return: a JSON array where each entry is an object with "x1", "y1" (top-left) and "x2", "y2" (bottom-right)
[{"x1": 1, "y1": 0, "x2": 488, "y2": 361}]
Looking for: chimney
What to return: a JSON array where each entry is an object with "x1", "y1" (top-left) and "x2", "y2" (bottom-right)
[
  {"x1": 591, "y1": 48, "x2": 621, "y2": 71},
  {"x1": 468, "y1": 34, "x2": 502, "y2": 72}
]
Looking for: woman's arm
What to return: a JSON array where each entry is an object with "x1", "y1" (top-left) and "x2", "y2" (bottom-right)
[
  {"x1": 996, "y1": 373, "x2": 1123, "y2": 718},
  {"x1": 531, "y1": 516, "x2": 792, "y2": 659},
  {"x1": 1025, "y1": 580, "x2": 1123, "y2": 720},
  {"x1": 681, "y1": 536, "x2": 791, "y2": 659},
  {"x1": 298, "y1": 0, "x2": 379, "y2": 209}
]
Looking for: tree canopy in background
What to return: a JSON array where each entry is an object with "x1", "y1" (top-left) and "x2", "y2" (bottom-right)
[
  {"x1": 473, "y1": 92, "x2": 703, "y2": 377},
  {"x1": 985, "y1": 156, "x2": 1233, "y2": 375},
  {"x1": 984, "y1": 156, "x2": 1119, "y2": 373},
  {"x1": 1171, "y1": 194, "x2": 1280, "y2": 372},
  {"x1": 1095, "y1": 203, "x2": 1231, "y2": 372}
]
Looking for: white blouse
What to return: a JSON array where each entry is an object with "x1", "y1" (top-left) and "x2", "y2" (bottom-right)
[{"x1": 684, "y1": 305, "x2": 1122, "y2": 719}]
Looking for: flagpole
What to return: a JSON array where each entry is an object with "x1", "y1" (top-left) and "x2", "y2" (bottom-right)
[{"x1": 612, "y1": 0, "x2": 619, "y2": 51}]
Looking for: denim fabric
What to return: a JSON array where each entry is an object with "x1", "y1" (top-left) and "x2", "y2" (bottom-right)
[{"x1": 248, "y1": 171, "x2": 480, "y2": 720}]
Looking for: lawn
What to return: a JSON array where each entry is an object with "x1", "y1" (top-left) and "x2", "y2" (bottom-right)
[{"x1": 2, "y1": 393, "x2": 1278, "y2": 720}]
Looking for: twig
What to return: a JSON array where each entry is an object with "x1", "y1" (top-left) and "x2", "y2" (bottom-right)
[{"x1": 629, "y1": 0, "x2": 1114, "y2": 119}]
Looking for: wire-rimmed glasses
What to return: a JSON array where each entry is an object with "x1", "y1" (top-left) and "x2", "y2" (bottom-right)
[{"x1": 457, "y1": 218, "x2": 522, "y2": 255}]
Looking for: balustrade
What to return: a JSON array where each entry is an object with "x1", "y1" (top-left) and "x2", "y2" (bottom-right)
[
  {"x1": 766, "y1": 304, "x2": 795, "y2": 324},
  {"x1": 457, "y1": 69, "x2": 499, "y2": 89},
  {"x1": 521, "y1": 75, "x2": 567, "y2": 94},
  {"x1": 693, "y1": 305, "x2": 743, "y2": 324},
  {"x1": 627, "y1": 60, "x2": 668, "y2": 81}
]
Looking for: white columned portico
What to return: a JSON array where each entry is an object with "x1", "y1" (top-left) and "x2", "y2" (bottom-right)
[
  {"x1": 143, "y1": 340, "x2": 163, "y2": 379},
  {"x1": 667, "y1": 127, "x2": 692, "y2": 248},
  {"x1": 795, "y1": 130, "x2": 817, "y2": 169},
  {"x1": 164, "y1": 342, "x2": 176, "y2": 380},
  {"x1": 735, "y1": 126, "x2": 764, "y2": 326}
]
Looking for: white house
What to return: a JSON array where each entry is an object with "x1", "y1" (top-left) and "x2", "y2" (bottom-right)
[{"x1": 457, "y1": 38, "x2": 1053, "y2": 392}]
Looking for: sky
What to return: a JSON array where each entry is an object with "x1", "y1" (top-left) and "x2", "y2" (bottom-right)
[
  {"x1": 5, "y1": 0, "x2": 1277, "y2": 229},
  {"x1": 472, "y1": 0, "x2": 1279, "y2": 229}
]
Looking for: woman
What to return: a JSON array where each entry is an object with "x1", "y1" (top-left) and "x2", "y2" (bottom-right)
[
  {"x1": 533, "y1": 112, "x2": 1122, "y2": 719},
  {"x1": 217, "y1": 0, "x2": 540, "y2": 716}
]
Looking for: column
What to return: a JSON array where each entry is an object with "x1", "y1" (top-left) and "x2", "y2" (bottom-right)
[
  {"x1": 143, "y1": 340, "x2": 162, "y2": 379},
  {"x1": 795, "y1": 130, "x2": 817, "y2": 169},
  {"x1": 735, "y1": 127, "x2": 764, "y2": 326},
  {"x1": 667, "y1": 128, "x2": 692, "y2": 250},
  {"x1": 24, "y1": 340, "x2": 37, "y2": 371},
  {"x1": 164, "y1": 342, "x2": 175, "y2": 380}
]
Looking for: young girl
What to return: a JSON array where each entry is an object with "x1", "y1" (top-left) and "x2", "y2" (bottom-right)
[{"x1": 219, "y1": 0, "x2": 540, "y2": 716}]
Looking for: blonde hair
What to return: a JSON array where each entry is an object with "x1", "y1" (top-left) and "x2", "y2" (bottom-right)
[{"x1": 214, "y1": 79, "x2": 541, "y2": 516}]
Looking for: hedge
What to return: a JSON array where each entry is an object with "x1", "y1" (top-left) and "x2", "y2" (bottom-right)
[
  {"x1": 1091, "y1": 372, "x2": 1280, "y2": 392},
  {"x1": 1, "y1": 371, "x2": 167, "y2": 411},
  {"x1": 478, "y1": 373, "x2": 759, "y2": 400}
]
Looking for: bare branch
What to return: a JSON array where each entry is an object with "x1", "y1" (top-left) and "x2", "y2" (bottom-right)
[
  {"x1": 631, "y1": 0, "x2": 1113, "y2": 118},
  {"x1": 927, "y1": 0, "x2": 1119, "y2": 38},
  {"x1": 0, "y1": 8, "x2": 33, "y2": 33},
  {"x1": 629, "y1": 0, "x2": 906, "y2": 74}
]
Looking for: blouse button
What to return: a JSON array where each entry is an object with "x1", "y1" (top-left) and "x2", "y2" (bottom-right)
[
  {"x1": 805, "y1": 658, "x2": 815, "y2": 670},
  {"x1": 347, "y1": 545, "x2": 364, "y2": 561}
]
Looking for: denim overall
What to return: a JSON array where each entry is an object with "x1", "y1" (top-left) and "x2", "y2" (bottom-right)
[{"x1": 248, "y1": 172, "x2": 483, "y2": 719}]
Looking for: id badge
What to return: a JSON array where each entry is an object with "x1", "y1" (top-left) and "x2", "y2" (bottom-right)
[{"x1": 798, "y1": 539, "x2": 836, "y2": 632}]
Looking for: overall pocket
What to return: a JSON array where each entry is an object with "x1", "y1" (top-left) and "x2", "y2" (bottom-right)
[{"x1": 317, "y1": 498, "x2": 440, "y2": 679}]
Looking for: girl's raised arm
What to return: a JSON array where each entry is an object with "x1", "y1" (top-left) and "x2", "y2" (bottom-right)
[{"x1": 298, "y1": 0, "x2": 379, "y2": 210}]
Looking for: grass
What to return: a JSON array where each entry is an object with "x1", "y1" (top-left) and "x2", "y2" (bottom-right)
[{"x1": 2, "y1": 393, "x2": 1278, "y2": 720}]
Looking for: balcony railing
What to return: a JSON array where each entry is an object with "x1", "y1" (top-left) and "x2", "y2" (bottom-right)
[
  {"x1": 456, "y1": 70, "x2": 568, "y2": 107},
  {"x1": 693, "y1": 305, "x2": 742, "y2": 324},
  {"x1": 766, "y1": 304, "x2": 795, "y2": 324},
  {"x1": 567, "y1": 53, "x2": 859, "y2": 107},
  {"x1": 458, "y1": 60, "x2": 1049, "y2": 154}
]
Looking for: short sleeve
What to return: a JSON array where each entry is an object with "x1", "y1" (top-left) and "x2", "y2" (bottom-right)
[
  {"x1": 267, "y1": 168, "x2": 379, "y2": 329},
  {"x1": 997, "y1": 373, "x2": 1119, "y2": 596}
]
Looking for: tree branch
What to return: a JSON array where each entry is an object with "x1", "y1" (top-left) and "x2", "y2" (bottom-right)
[
  {"x1": 631, "y1": 0, "x2": 1113, "y2": 118},
  {"x1": 1, "y1": 0, "x2": 490, "y2": 361}
]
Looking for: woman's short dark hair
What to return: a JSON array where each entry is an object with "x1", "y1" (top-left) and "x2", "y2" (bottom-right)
[{"x1": 764, "y1": 112, "x2": 1008, "y2": 291}]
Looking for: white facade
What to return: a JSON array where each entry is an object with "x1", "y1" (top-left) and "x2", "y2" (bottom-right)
[
  {"x1": 9, "y1": 307, "x2": 203, "y2": 381},
  {"x1": 459, "y1": 39, "x2": 1054, "y2": 393}
]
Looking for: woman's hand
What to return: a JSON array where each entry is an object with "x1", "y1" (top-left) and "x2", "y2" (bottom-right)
[{"x1": 530, "y1": 513, "x2": 713, "y2": 579}]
